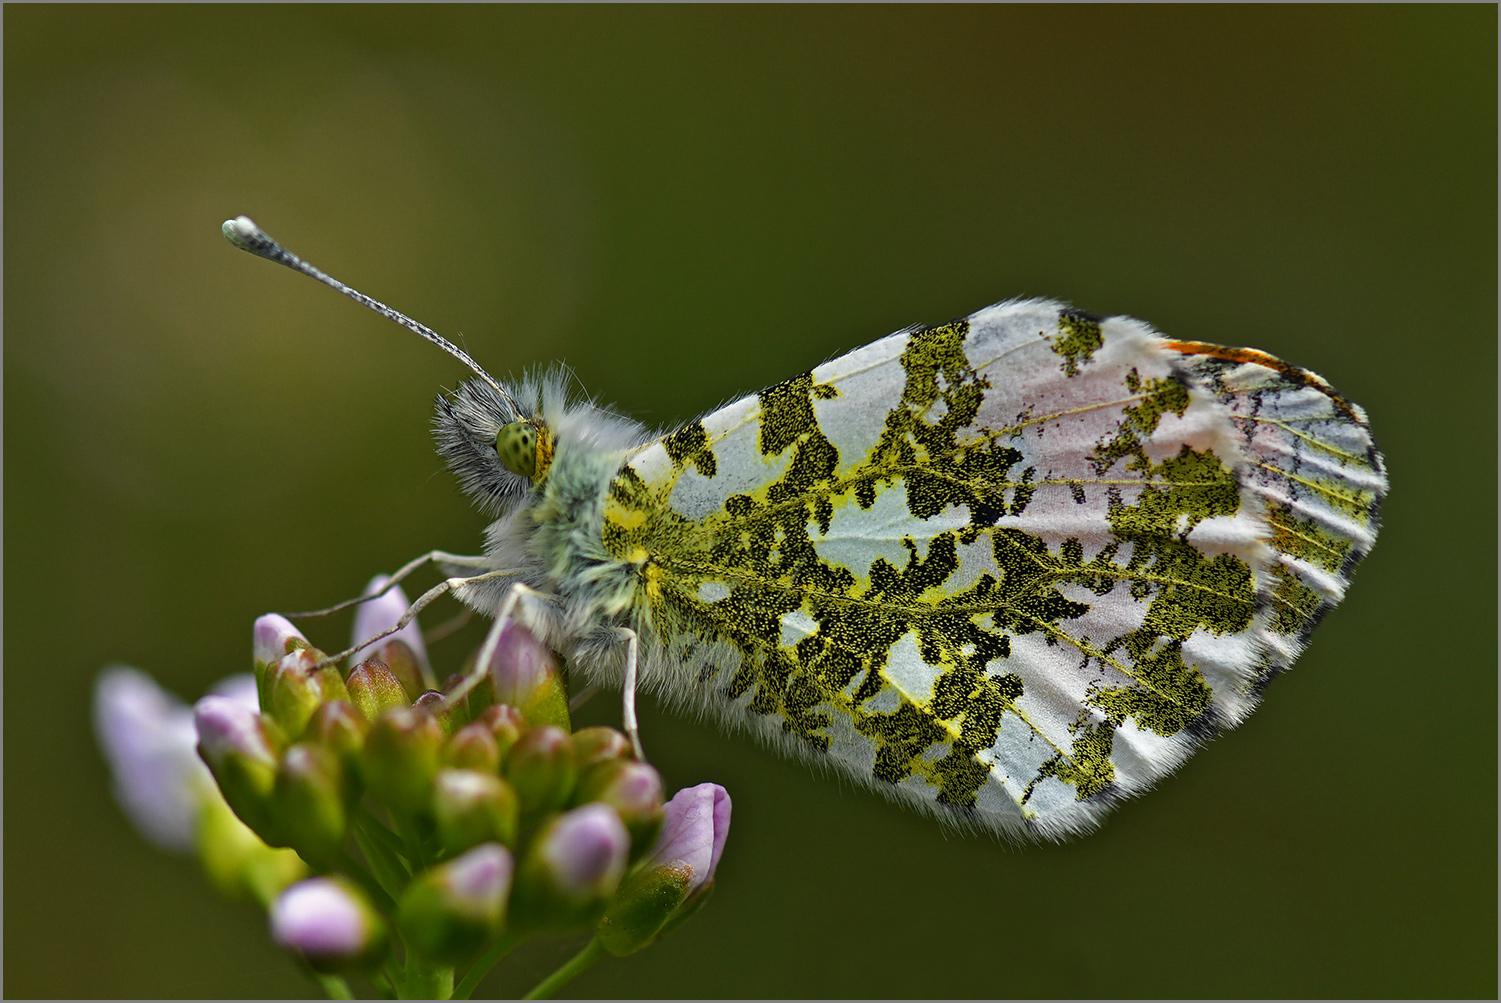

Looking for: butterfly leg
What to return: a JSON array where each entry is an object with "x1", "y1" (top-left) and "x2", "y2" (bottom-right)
[
  {"x1": 441, "y1": 582, "x2": 551, "y2": 710},
  {"x1": 285, "y1": 550, "x2": 502, "y2": 619},
  {"x1": 617, "y1": 628, "x2": 646, "y2": 761},
  {"x1": 312, "y1": 567, "x2": 519, "y2": 671}
]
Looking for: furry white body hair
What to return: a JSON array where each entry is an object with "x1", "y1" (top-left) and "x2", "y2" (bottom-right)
[{"x1": 434, "y1": 368, "x2": 1008, "y2": 833}]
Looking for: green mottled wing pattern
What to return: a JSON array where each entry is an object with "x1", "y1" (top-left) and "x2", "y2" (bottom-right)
[{"x1": 602, "y1": 299, "x2": 1385, "y2": 839}]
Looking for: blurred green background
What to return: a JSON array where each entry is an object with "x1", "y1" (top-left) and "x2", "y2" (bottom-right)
[{"x1": 5, "y1": 6, "x2": 1495, "y2": 998}]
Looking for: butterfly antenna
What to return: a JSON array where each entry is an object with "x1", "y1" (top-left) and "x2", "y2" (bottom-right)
[{"x1": 222, "y1": 215, "x2": 518, "y2": 409}]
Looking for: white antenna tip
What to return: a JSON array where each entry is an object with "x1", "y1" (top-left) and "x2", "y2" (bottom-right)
[{"x1": 222, "y1": 215, "x2": 271, "y2": 254}]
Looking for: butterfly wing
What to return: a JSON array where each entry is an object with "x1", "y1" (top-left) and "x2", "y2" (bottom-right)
[{"x1": 605, "y1": 299, "x2": 1385, "y2": 839}]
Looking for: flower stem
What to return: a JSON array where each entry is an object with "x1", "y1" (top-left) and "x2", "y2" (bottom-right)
[
  {"x1": 332, "y1": 848, "x2": 399, "y2": 916},
  {"x1": 452, "y1": 931, "x2": 525, "y2": 1000},
  {"x1": 315, "y1": 973, "x2": 354, "y2": 999},
  {"x1": 522, "y1": 937, "x2": 607, "y2": 1000},
  {"x1": 352, "y1": 816, "x2": 410, "y2": 898},
  {"x1": 399, "y1": 954, "x2": 453, "y2": 1000}
]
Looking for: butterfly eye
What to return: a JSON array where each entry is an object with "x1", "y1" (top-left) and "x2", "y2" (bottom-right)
[{"x1": 495, "y1": 421, "x2": 539, "y2": 478}]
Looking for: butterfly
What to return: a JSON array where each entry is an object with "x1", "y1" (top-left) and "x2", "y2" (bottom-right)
[{"x1": 225, "y1": 217, "x2": 1386, "y2": 842}]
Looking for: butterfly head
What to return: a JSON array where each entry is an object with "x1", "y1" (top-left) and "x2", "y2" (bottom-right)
[{"x1": 434, "y1": 376, "x2": 555, "y2": 516}]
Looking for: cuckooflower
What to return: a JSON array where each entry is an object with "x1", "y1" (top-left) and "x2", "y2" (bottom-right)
[
  {"x1": 94, "y1": 666, "x2": 305, "y2": 901},
  {"x1": 94, "y1": 667, "x2": 245, "y2": 851},
  {"x1": 596, "y1": 783, "x2": 732, "y2": 956}
]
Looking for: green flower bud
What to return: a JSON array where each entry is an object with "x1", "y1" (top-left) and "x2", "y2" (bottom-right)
[
  {"x1": 439, "y1": 672, "x2": 477, "y2": 729},
  {"x1": 574, "y1": 760, "x2": 665, "y2": 854},
  {"x1": 397, "y1": 843, "x2": 513, "y2": 964},
  {"x1": 511, "y1": 804, "x2": 630, "y2": 932},
  {"x1": 254, "y1": 614, "x2": 310, "y2": 710},
  {"x1": 485, "y1": 624, "x2": 570, "y2": 731},
  {"x1": 432, "y1": 769, "x2": 520, "y2": 852},
  {"x1": 376, "y1": 639, "x2": 427, "y2": 702},
  {"x1": 444, "y1": 721, "x2": 502, "y2": 774},
  {"x1": 413, "y1": 690, "x2": 454, "y2": 736},
  {"x1": 504, "y1": 725, "x2": 576, "y2": 821},
  {"x1": 361, "y1": 706, "x2": 444, "y2": 815},
  {"x1": 266, "y1": 649, "x2": 346, "y2": 740},
  {"x1": 273, "y1": 742, "x2": 349, "y2": 864},
  {"x1": 595, "y1": 861, "x2": 692, "y2": 957},
  {"x1": 194, "y1": 695, "x2": 281, "y2": 844},
  {"x1": 345, "y1": 657, "x2": 409, "y2": 722},
  {"x1": 478, "y1": 704, "x2": 527, "y2": 762},
  {"x1": 196, "y1": 788, "x2": 309, "y2": 905},
  {"x1": 308, "y1": 701, "x2": 368, "y2": 769},
  {"x1": 571, "y1": 726, "x2": 633, "y2": 772}
]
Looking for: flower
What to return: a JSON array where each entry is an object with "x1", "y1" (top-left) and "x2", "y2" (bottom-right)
[
  {"x1": 643, "y1": 783, "x2": 731, "y2": 899},
  {"x1": 350, "y1": 575, "x2": 433, "y2": 695},
  {"x1": 93, "y1": 666, "x2": 230, "y2": 851},
  {"x1": 271, "y1": 877, "x2": 387, "y2": 971},
  {"x1": 94, "y1": 665, "x2": 305, "y2": 901},
  {"x1": 595, "y1": 783, "x2": 732, "y2": 956}
]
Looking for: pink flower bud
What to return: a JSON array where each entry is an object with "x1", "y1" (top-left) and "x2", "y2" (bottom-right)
[
  {"x1": 194, "y1": 694, "x2": 282, "y2": 844},
  {"x1": 485, "y1": 624, "x2": 570, "y2": 730},
  {"x1": 271, "y1": 877, "x2": 386, "y2": 972},
  {"x1": 397, "y1": 843, "x2": 513, "y2": 963},
  {"x1": 254, "y1": 614, "x2": 308, "y2": 671},
  {"x1": 596, "y1": 783, "x2": 731, "y2": 956},
  {"x1": 542, "y1": 803, "x2": 631, "y2": 899},
  {"x1": 575, "y1": 760, "x2": 665, "y2": 853},
  {"x1": 94, "y1": 666, "x2": 213, "y2": 852},
  {"x1": 350, "y1": 576, "x2": 432, "y2": 693},
  {"x1": 644, "y1": 783, "x2": 731, "y2": 898},
  {"x1": 513, "y1": 804, "x2": 631, "y2": 931}
]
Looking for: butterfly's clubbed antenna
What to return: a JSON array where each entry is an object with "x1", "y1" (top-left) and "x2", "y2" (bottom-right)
[{"x1": 221, "y1": 215, "x2": 520, "y2": 412}]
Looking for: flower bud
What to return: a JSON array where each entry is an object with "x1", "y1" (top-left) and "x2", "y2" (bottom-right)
[
  {"x1": 345, "y1": 657, "x2": 409, "y2": 722},
  {"x1": 504, "y1": 725, "x2": 576, "y2": 820},
  {"x1": 196, "y1": 795, "x2": 308, "y2": 904},
  {"x1": 397, "y1": 843, "x2": 512, "y2": 964},
  {"x1": 512, "y1": 804, "x2": 630, "y2": 932},
  {"x1": 478, "y1": 704, "x2": 527, "y2": 762},
  {"x1": 432, "y1": 769, "x2": 520, "y2": 852},
  {"x1": 485, "y1": 624, "x2": 570, "y2": 731},
  {"x1": 572, "y1": 726, "x2": 633, "y2": 772},
  {"x1": 444, "y1": 721, "x2": 502, "y2": 773},
  {"x1": 351, "y1": 576, "x2": 433, "y2": 697},
  {"x1": 414, "y1": 689, "x2": 454, "y2": 735},
  {"x1": 574, "y1": 760, "x2": 665, "y2": 853},
  {"x1": 309, "y1": 701, "x2": 368, "y2": 763},
  {"x1": 266, "y1": 649, "x2": 348, "y2": 740},
  {"x1": 360, "y1": 706, "x2": 444, "y2": 815},
  {"x1": 194, "y1": 695, "x2": 281, "y2": 843},
  {"x1": 271, "y1": 876, "x2": 387, "y2": 973},
  {"x1": 95, "y1": 666, "x2": 216, "y2": 852},
  {"x1": 272, "y1": 742, "x2": 349, "y2": 864},
  {"x1": 253, "y1": 614, "x2": 308, "y2": 708},
  {"x1": 597, "y1": 783, "x2": 731, "y2": 955}
]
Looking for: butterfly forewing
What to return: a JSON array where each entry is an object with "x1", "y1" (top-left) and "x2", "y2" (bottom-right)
[{"x1": 600, "y1": 299, "x2": 1384, "y2": 839}]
